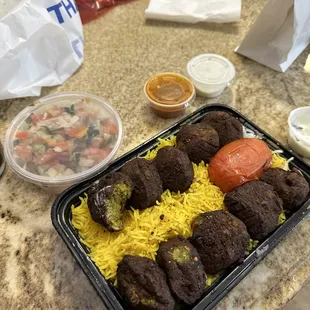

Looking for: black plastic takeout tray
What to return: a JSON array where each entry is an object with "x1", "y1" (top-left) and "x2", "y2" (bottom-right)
[{"x1": 52, "y1": 104, "x2": 310, "y2": 310}]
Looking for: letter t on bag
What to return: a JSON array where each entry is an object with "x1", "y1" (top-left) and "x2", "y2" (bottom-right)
[{"x1": 235, "y1": 0, "x2": 310, "y2": 72}]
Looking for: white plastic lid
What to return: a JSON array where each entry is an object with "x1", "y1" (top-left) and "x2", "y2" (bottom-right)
[{"x1": 187, "y1": 54, "x2": 235, "y2": 85}]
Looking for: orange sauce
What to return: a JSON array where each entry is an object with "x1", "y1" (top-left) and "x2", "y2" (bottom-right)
[{"x1": 146, "y1": 73, "x2": 194, "y2": 105}]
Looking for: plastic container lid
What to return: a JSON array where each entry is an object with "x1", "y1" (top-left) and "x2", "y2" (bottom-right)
[
  {"x1": 4, "y1": 92, "x2": 122, "y2": 194},
  {"x1": 144, "y1": 72, "x2": 196, "y2": 118},
  {"x1": 187, "y1": 54, "x2": 236, "y2": 98},
  {"x1": 187, "y1": 54, "x2": 235, "y2": 85}
]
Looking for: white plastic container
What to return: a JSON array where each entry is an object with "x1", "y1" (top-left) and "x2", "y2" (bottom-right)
[
  {"x1": 288, "y1": 107, "x2": 310, "y2": 159},
  {"x1": 4, "y1": 92, "x2": 122, "y2": 194},
  {"x1": 187, "y1": 54, "x2": 236, "y2": 98}
]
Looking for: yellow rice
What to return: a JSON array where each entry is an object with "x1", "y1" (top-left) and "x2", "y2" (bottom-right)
[{"x1": 71, "y1": 137, "x2": 288, "y2": 283}]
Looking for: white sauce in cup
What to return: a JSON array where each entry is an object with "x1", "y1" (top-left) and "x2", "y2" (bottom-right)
[{"x1": 288, "y1": 107, "x2": 310, "y2": 158}]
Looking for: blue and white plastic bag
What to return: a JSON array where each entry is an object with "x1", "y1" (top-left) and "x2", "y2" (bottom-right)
[{"x1": 0, "y1": 0, "x2": 84, "y2": 100}]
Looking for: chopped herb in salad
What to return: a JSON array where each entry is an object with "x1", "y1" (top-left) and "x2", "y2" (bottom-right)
[{"x1": 13, "y1": 98, "x2": 118, "y2": 177}]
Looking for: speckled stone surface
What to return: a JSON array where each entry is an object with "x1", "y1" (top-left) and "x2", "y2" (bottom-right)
[{"x1": 1, "y1": 0, "x2": 310, "y2": 309}]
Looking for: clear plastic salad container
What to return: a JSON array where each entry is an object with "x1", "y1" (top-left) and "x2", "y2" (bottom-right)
[{"x1": 4, "y1": 92, "x2": 122, "y2": 194}]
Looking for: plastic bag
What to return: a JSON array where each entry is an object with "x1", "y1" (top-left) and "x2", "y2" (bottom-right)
[
  {"x1": 236, "y1": 0, "x2": 310, "y2": 72},
  {"x1": 0, "y1": 0, "x2": 84, "y2": 100},
  {"x1": 76, "y1": 0, "x2": 133, "y2": 24},
  {"x1": 78, "y1": 0, "x2": 120, "y2": 10},
  {"x1": 0, "y1": 0, "x2": 21, "y2": 18}
]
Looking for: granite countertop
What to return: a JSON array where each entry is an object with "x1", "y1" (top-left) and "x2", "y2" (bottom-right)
[{"x1": 1, "y1": 0, "x2": 310, "y2": 309}]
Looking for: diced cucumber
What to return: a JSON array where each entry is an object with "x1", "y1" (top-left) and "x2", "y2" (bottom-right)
[{"x1": 33, "y1": 144, "x2": 47, "y2": 154}]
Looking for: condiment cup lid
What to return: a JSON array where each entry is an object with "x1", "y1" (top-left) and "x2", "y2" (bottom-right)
[
  {"x1": 187, "y1": 54, "x2": 235, "y2": 85},
  {"x1": 144, "y1": 72, "x2": 196, "y2": 109}
]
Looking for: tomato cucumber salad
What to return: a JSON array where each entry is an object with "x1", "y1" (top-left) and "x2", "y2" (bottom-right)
[{"x1": 13, "y1": 98, "x2": 118, "y2": 177}]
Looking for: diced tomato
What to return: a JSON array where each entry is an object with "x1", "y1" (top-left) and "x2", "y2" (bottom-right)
[
  {"x1": 57, "y1": 152, "x2": 70, "y2": 162},
  {"x1": 55, "y1": 141, "x2": 69, "y2": 152},
  {"x1": 90, "y1": 138, "x2": 102, "y2": 148},
  {"x1": 65, "y1": 128, "x2": 77, "y2": 137},
  {"x1": 104, "y1": 121, "x2": 118, "y2": 135},
  {"x1": 83, "y1": 147, "x2": 101, "y2": 156},
  {"x1": 65, "y1": 126, "x2": 88, "y2": 138},
  {"x1": 76, "y1": 98, "x2": 90, "y2": 109},
  {"x1": 30, "y1": 113, "x2": 51, "y2": 125},
  {"x1": 99, "y1": 147, "x2": 112, "y2": 159},
  {"x1": 76, "y1": 108, "x2": 89, "y2": 121},
  {"x1": 15, "y1": 145, "x2": 32, "y2": 162},
  {"x1": 15, "y1": 131, "x2": 29, "y2": 139},
  {"x1": 30, "y1": 114, "x2": 39, "y2": 125},
  {"x1": 91, "y1": 148, "x2": 112, "y2": 165},
  {"x1": 37, "y1": 149, "x2": 57, "y2": 164},
  {"x1": 89, "y1": 109, "x2": 100, "y2": 119}
]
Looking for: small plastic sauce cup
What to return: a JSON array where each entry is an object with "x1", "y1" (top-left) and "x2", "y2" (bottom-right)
[
  {"x1": 187, "y1": 54, "x2": 235, "y2": 98},
  {"x1": 144, "y1": 73, "x2": 196, "y2": 119},
  {"x1": 288, "y1": 107, "x2": 310, "y2": 159}
]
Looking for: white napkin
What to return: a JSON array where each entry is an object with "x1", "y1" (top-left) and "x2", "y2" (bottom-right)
[{"x1": 145, "y1": 0, "x2": 242, "y2": 24}]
